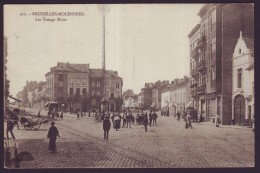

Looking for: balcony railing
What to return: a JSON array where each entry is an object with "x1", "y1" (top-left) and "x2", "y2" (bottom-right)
[
  {"x1": 196, "y1": 60, "x2": 206, "y2": 72},
  {"x1": 190, "y1": 47, "x2": 199, "y2": 58},
  {"x1": 197, "y1": 85, "x2": 206, "y2": 94},
  {"x1": 196, "y1": 36, "x2": 206, "y2": 49}
]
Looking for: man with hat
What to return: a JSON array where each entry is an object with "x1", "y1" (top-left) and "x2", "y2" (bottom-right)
[
  {"x1": 47, "y1": 122, "x2": 60, "y2": 153},
  {"x1": 103, "y1": 116, "x2": 111, "y2": 140}
]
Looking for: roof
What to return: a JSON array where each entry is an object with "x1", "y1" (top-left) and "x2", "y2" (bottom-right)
[
  {"x1": 57, "y1": 62, "x2": 89, "y2": 73},
  {"x1": 90, "y1": 69, "x2": 122, "y2": 79},
  {"x1": 188, "y1": 24, "x2": 200, "y2": 38},
  {"x1": 244, "y1": 37, "x2": 254, "y2": 56}
]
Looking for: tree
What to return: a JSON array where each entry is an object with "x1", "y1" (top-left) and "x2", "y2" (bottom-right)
[{"x1": 123, "y1": 89, "x2": 134, "y2": 97}]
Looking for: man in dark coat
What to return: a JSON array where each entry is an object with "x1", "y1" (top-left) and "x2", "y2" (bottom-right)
[
  {"x1": 47, "y1": 122, "x2": 60, "y2": 153},
  {"x1": 149, "y1": 111, "x2": 152, "y2": 126},
  {"x1": 143, "y1": 114, "x2": 149, "y2": 132},
  {"x1": 6, "y1": 119, "x2": 15, "y2": 139},
  {"x1": 177, "y1": 111, "x2": 181, "y2": 121},
  {"x1": 103, "y1": 116, "x2": 111, "y2": 140}
]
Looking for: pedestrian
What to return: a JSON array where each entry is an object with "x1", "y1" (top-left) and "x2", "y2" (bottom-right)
[
  {"x1": 113, "y1": 114, "x2": 121, "y2": 131},
  {"x1": 152, "y1": 111, "x2": 158, "y2": 126},
  {"x1": 216, "y1": 114, "x2": 220, "y2": 127},
  {"x1": 143, "y1": 114, "x2": 149, "y2": 132},
  {"x1": 122, "y1": 113, "x2": 126, "y2": 128},
  {"x1": 103, "y1": 116, "x2": 111, "y2": 140},
  {"x1": 60, "y1": 111, "x2": 63, "y2": 120},
  {"x1": 6, "y1": 119, "x2": 15, "y2": 139},
  {"x1": 13, "y1": 113, "x2": 19, "y2": 130},
  {"x1": 149, "y1": 111, "x2": 152, "y2": 126},
  {"x1": 38, "y1": 110, "x2": 41, "y2": 118},
  {"x1": 177, "y1": 111, "x2": 181, "y2": 121},
  {"x1": 47, "y1": 122, "x2": 60, "y2": 153},
  {"x1": 77, "y1": 111, "x2": 80, "y2": 120},
  {"x1": 126, "y1": 113, "x2": 132, "y2": 128},
  {"x1": 186, "y1": 112, "x2": 193, "y2": 129}
]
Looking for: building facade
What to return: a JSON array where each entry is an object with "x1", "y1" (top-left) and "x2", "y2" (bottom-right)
[
  {"x1": 89, "y1": 69, "x2": 123, "y2": 112},
  {"x1": 140, "y1": 83, "x2": 154, "y2": 109},
  {"x1": 169, "y1": 77, "x2": 190, "y2": 117},
  {"x1": 188, "y1": 3, "x2": 254, "y2": 124},
  {"x1": 46, "y1": 62, "x2": 89, "y2": 112},
  {"x1": 232, "y1": 31, "x2": 254, "y2": 126}
]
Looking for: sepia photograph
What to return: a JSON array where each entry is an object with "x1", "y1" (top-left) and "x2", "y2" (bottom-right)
[{"x1": 3, "y1": 3, "x2": 254, "y2": 168}]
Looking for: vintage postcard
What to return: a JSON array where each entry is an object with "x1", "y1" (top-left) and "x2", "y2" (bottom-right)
[{"x1": 4, "y1": 4, "x2": 254, "y2": 168}]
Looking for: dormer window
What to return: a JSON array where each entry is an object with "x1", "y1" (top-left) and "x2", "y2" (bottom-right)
[{"x1": 239, "y1": 48, "x2": 241, "y2": 54}]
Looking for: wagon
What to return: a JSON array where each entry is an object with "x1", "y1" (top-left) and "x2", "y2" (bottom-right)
[{"x1": 21, "y1": 116, "x2": 48, "y2": 130}]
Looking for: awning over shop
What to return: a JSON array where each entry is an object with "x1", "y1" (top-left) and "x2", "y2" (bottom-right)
[
  {"x1": 185, "y1": 101, "x2": 193, "y2": 108},
  {"x1": 44, "y1": 102, "x2": 58, "y2": 107}
]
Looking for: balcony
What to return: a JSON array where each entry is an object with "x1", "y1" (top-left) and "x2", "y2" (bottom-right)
[
  {"x1": 190, "y1": 47, "x2": 199, "y2": 58},
  {"x1": 197, "y1": 85, "x2": 206, "y2": 94},
  {"x1": 191, "y1": 89, "x2": 197, "y2": 98},
  {"x1": 196, "y1": 36, "x2": 206, "y2": 49},
  {"x1": 191, "y1": 69, "x2": 199, "y2": 79},
  {"x1": 196, "y1": 60, "x2": 206, "y2": 72}
]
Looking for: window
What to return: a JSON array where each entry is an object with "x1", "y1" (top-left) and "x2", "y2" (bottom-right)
[
  {"x1": 92, "y1": 91, "x2": 95, "y2": 96},
  {"x1": 82, "y1": 78, "x2": 87, "y2": 85},
  {"x1": 116, "y1": 91, "x2": 120, "y2": 97},
  {"x1": 76, "y1": 78, "x2": 80, "y2": 85},
  {"x1": 69, "y1": 88, "x2": 73, "y2": 95},
  {"x1": 237, "y1": 68, "x2": 242, "y2": 88},
  {"x1": 111, "y1": 93, "x2": 114, "y2": 98},
  {"x1": 69, "y1": 77, "x2": 74, "y2": 84},
  {"x1": 97, "y1": 82, "x2": 100, "y2": 88},
  {"x1": 97, "y1": 91, "x2": 100, "y2": 96},
  {"x1": 76, "y1": 88, "x2": 80, "y2": 95},
  {"x1": 59, "y1": 73, "x2": 63, "y2": 82},
  {"x1": 83, "y1": 88, "x2": 87, "y2": 96},
  {"x1": 116, "y1": 82, "x2": 119, "y2": 88},
  {"x1": 92, "y1": 82, "x2": 95, "y2": 88},
  {"x1": 239, "y1": 48, "x2": 241, "y2": 54}
]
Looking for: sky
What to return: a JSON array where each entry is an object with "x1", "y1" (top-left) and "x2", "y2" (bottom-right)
[{"x1": 4, "y1": 4, "x2": 203, "y2": 96}]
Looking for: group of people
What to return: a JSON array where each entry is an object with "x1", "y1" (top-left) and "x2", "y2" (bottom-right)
[{"x1": 48, "y1": 108, "x2": 64, "y2": 120}]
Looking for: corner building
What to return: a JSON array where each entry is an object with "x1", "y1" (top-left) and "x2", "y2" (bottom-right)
[{"x1": 188, "y1": 4, "x2": 254, "y2": 124}]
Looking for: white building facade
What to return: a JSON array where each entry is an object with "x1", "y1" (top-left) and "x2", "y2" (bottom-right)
[{"x1": 232, "y1": 31, "x2": 254, "y2": 126}]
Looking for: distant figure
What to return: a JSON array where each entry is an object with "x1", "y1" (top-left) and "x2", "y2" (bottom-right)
[
  {"x1": 47, "y1": 122, "x2": 60, "y2": 153},
  {"x1": 177, "y1": 111, "x2": 181, "y2": 121},
  {"x1": 149, "y1": 111, "x2": 152, "y2": 126},
  {"x1": 77, "y1": 111, "x2": 80, "y2": 120},
  {"x1": 103, "y1": 116, "x2": 111, "y2": 140},
  {"x1": 38, "y1": 110, "x2": 41, "y2": 118},
  {"x1": 13, "y1": 113, "x2": 19, "y2": 130},
  {"x1": 152, "y1": 111, "x2": 158, "y2": 126},
  {"x1": 186, "y1": 113, "x2": 193, "y2": 129},
  {"x1": 126, "y1": 113, "x2": 132, "y2": 128},
  {"x1": 143, "y1": 114, "x2": 149, "y2": 132},
  {"x1": 6, "y1": 119, "x2": 15, "y2": 139},
  {"x1": 60, "y1": 111, "x2": 64, "y2": 120}
]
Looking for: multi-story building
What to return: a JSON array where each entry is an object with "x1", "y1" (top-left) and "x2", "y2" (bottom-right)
[
  {"x1": 188, "y1": 3, "x2": 254, "y2": 124},
  {"x1": 152, "y1": 80, "x2": 169, "y2": 110},
  {"x1": 169, "y1": 77, "x2": 190, "y2": 117},
  {"x1": 89, "y1": 69, "x2": 123, "y2": 112},
  {"x1": 232, "y1": 31, "x2": 254, "y2": 126},
  {"x1": 45, "y1": 62, "x2": 89, "y2": 112},
  {"x1": 140, "y1": 83, "x2": 154, "y2": 109}
]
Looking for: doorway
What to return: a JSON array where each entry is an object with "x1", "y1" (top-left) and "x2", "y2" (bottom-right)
[{"x1": 234, "y1": 95, "x2": 245, "y2": 125}]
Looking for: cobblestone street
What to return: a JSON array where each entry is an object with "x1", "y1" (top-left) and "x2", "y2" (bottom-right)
[{"x1": 9, "y1": 109, "x2": 254, "y2": 168}]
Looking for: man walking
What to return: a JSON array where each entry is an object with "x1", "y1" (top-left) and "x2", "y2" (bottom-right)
[
  {"x1": 6, "y1": 119, "x2": 15, "y2": 139},
  {"x1": 47, "y1": 122, "x2": 60, "y2": 153},
  {"x1": 103, "y1": 116, "x2": 111, "y2": 140},
  {"x1": 152, "y1": 111, "x2": 158, "y2": 126},
  {"x1": 177, "y1": 111, "x2": 180, "y2": 121},
  {"x1": 186, "y1": 112, "x2": 193, "y2": 129},
  {"x1": 126, "y1": 113, "x2": 132, "y2": 128},
  {"x1": 149, "y1": 111, "x2": 152, "y2": 126},
  {"x1": 143, "y1": 114, "x2": 149, "y2": 132}
]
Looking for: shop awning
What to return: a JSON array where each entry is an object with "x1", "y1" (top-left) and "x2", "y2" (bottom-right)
[
  {"x1": 44, "y1": 102, "x2": 58, "y2": 107},
  {"x1": 185, "y1": 101, "x2": 193, "y2": 108}
]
